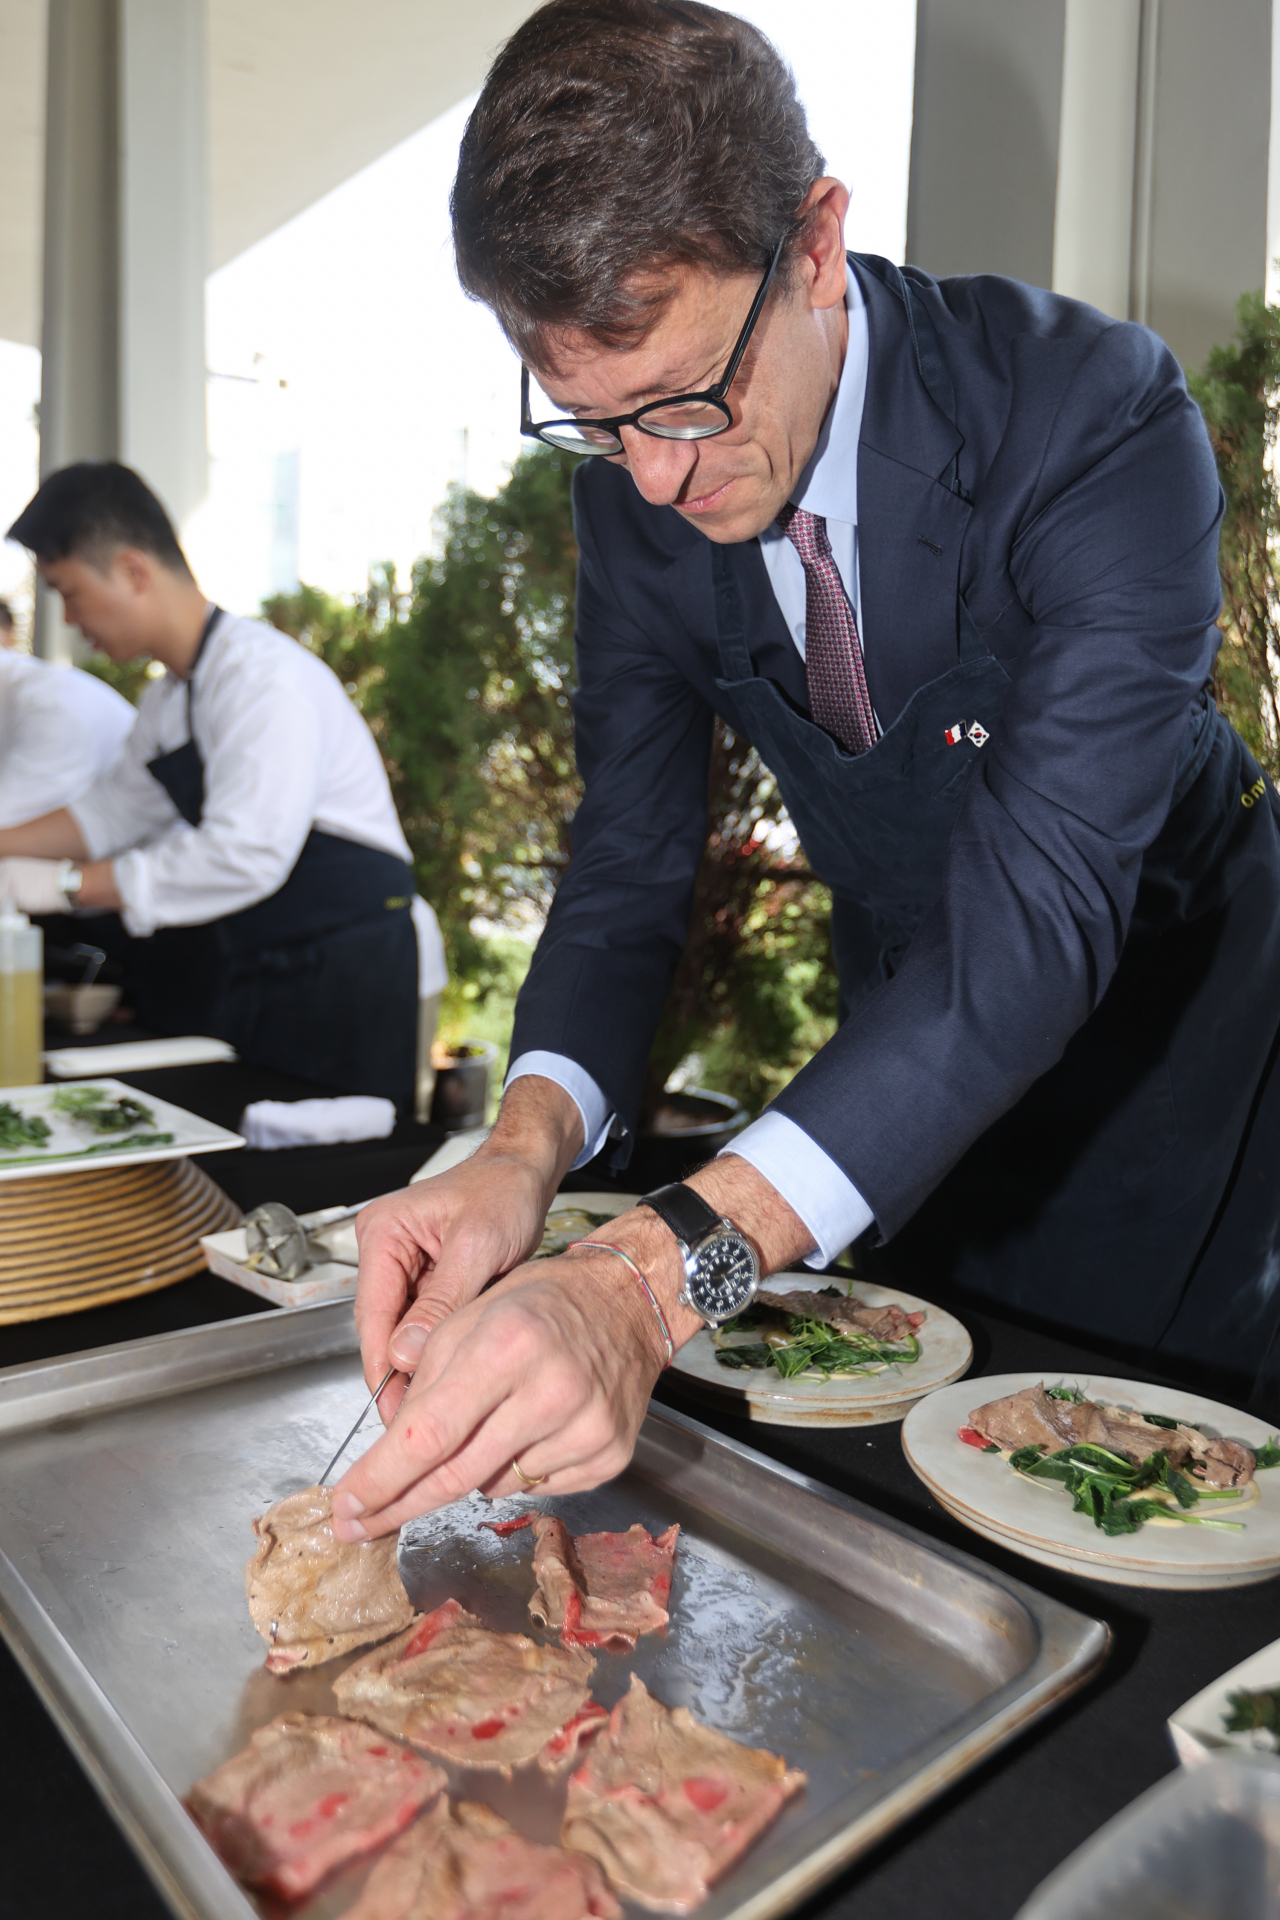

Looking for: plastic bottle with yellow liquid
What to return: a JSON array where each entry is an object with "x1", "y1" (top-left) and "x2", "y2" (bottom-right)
[{"x1": 0, "y1": 899, "x2": 42, "y2": 1087}]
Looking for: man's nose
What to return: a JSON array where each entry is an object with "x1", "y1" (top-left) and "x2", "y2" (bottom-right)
[{"x1": 618, "y1": 427, "x2": 700, "y2": 507}]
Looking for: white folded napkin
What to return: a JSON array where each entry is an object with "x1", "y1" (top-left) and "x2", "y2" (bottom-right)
[
  {"x1": 44, "y1": 1036, "x2": 238, "y2": 1076},
  {"x1": 239, "y1": 1095, "x2": 397, "y2": 1150}
]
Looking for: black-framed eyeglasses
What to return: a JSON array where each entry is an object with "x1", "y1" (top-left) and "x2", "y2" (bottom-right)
[{"x1": 520, "y1": 233, "x2": 787, "y2": 457}]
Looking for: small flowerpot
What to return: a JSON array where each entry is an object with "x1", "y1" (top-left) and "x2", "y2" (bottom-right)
[
  {"x1": 429, "y1": 1040, "x2": 498, "y2": 1133},
  {"x1": 621, "y1": 1087, "x2": 749, "y2": 1191}
]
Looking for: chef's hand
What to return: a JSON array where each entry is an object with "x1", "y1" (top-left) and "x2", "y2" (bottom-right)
[
  {"x1": 0, "y1": 856, "x2": 73, "y2": 915},
  {"x1": 332, "y1": 1157, "x2": 816, "y2": 1538},
  {"x1": 353, "y1": 1075, "x2": 586, "y2": 1423}
]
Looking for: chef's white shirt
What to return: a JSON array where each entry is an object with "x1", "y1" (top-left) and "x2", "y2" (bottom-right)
[
  {"x1": 70, "y1": 612, "x2": 422, "y2": 944},
  {"x1": 508, "y1": 268, "x2": 874, "y2": 1264},
  {"x1": 0, "y1": 650, "x2": 135, "y2": 829}
]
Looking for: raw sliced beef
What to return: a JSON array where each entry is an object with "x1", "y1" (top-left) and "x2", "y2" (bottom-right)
[
  {"x1": 333, "y1": 1598, "x2": 598, "y2": 1772},
  {"x1": 346, "y1": 1797, "x2": 621, "y2": 1920},
  {"x1": 528, "y1": 1516, "x2": 679, "y2": 1650},
  {"x1": 186, "y1": 1711, "x2": 444, "y2": 1900},
  {"x1": 245, "y1": 1484, "x2": 417, "y2": 1673},
  {"x1": 562, "y1": 1675, "x2": 806, "y2": 1912},
  {"x1": 753, "y1": 1288, "x2": 922, "y2": 1344}
]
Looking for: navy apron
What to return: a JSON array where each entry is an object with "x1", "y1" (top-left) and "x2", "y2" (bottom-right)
[
  {"x1": 137, "y1": 608, "x2": 419, "y2": 1111},
  {"x1": 712, "y1": 293, "x2": 1280, "y2": 1409}
]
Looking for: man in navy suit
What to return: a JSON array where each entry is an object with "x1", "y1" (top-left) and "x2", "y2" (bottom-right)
[{"x1": 330, "y1": 0, "x2": 1280, "y2": 1545}]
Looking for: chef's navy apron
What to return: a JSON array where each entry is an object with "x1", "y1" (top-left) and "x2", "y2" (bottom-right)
[
  {"x1": 712, "y1": 277, "x2": 1280, "y2": 1410},
  {"x1": 138, "y1": 607, "x2": 419, "y2": 1112}
]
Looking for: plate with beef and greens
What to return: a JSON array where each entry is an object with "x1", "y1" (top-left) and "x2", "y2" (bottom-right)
[
  {"x1": 0, "y1": 1077, "x2": 243, "y2": 1180},
  {"x1": 1167, "y1": 1634, "x2": 1280, "y2": 1766},
  {"x1": 668, "y1": 1274, "x2": 972, "y2": 1427},
  {"x1": 902, "y1": 1373, "x2": 1280, "y2": 1588}
]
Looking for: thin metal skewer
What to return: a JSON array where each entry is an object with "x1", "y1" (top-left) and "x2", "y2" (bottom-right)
[{"x1": 320, "y1": 1367, "x2": 396, "y2": 1485}]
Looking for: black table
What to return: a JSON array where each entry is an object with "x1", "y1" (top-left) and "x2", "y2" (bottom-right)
[{"x1": 1, "y1": 1087, "x2": 1275, "y2": 1918}]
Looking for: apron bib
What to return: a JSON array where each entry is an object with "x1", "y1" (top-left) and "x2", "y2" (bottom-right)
[
  {"x1": 709, "y1": 284, "x2": 1280, "y2": 1396},
  {"x1": 139, "y1": 610, "x2": 418, "y2": 1109}
]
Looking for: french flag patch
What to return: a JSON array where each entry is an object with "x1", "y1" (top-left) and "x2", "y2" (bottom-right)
[{"x1": 944, "y1": 722, "x2": 965, "y2": 746}]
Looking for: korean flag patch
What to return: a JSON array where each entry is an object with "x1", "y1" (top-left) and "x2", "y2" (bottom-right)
[
  {"x1": 967, "y1": 721, "x2": 990, "y2": 748},
  {"x1": 944, "y1": 722, "x2": 964, "y2": 746}
]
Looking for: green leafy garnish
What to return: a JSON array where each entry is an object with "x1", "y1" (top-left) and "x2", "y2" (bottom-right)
[
  {"x1": 0, "y1": 1103, "x2": 51, "y2": 1151},
  {"x1": 1255, "y1": 1438, "x2": 1280, "y2": 1470},
  {"x1": 1224, "y1": 1687, "x2": 1280, "y2": 1739},
  {"x1": 715, "y1": 1308, "x2": 920, "y2": 1381},
  {"x1": 1010, "y1": 1441, "x2": 1246, "y2": 1536},
  {"x1": 52, "y1": 1087, "x2": 156, "y2": 1133},
  {"x1": 1044, "y1": 1384, "x2": 1087, "y2": 1403}
]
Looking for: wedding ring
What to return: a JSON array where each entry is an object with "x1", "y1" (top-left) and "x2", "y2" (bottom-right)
[{"x1": 510, "y1": 1457, "x2": 547, "y2": 1488}]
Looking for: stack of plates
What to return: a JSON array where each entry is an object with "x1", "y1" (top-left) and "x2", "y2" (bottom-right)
[{"x1": 0, "y1": 1158, "x2": 241, "y2": 1324}]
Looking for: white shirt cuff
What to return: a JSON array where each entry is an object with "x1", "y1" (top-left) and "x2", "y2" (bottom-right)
[
  {"x1": 720, "y1": 1110, "x2": 874, "y2": 1268},
  {"x1": 505, "y1": 1051, "x2": 615, "y2": 1168}
]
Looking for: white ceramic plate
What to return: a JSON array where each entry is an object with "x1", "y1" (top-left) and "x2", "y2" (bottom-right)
[
  {"x1": 0, "y1": 1078, "x2": 243, "y2": 1181},
  {"x1": 903, "y1": 1372, "x2": 1280, "y2": 1589},
  {"x1": 205, "y1": 1189, "x2": 645, "y2": 1307},
  {"x1": 1169, "y1": 1637, "x2": 1280, "y2": 1766},
  {"x1": 670, "y1": 1274, "x2": 973, "y2": 1428}
]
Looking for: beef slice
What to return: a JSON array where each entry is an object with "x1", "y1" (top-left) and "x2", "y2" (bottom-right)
[
  {"x1": 968, "y1": 1384, "x2": 1076, "y2": 1454},
  {"x1": 245, "y1": 1484, "x2": 417, "y2": 1673},
  {"x1": 333, "y1": 1597, "x2": 598, "y2": 1773},
  {"x1": 754, "y1": 1289, "x2": 921, "y2": 1344},
  {"x1": 346, "y1": 1797, "x2": 621, "y2": 1920},
  {"x1": 562, "y1": 1674, "x2": 806, "y2": 1912},
  {"x1": 186, "y1": 1711, "x2": 444, "y2": 1900},
  {"x1": 529, "y1": 1516, "x2": 679, "y2": 1650}
]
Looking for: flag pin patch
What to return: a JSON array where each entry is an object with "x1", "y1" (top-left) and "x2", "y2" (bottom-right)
[
  {"x1": 944, "y1": 722, "x2": 964, "y2": 746},
  {"x1": 967, "y1": 721, "x2": 990, "y2": 748}
]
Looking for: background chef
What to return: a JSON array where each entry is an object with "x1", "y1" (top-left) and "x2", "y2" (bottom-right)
[
  {"x1": 0, "y1": 461, "x2": 445, "y2": 1110},
  {"x1": 325, "y1": 0, "x2": 1280, "y2": 1548}
]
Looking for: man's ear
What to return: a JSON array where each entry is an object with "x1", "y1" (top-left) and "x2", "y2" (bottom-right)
[
  {"x1": 795, "y1": 177, "x2": 850, "y2": 314},
  {"x1": 114, "y1": 547, "x2": 155, "y2": 596}
]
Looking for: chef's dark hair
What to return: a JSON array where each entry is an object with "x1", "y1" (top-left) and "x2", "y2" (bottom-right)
[
  {"x1": 6, "y1": 462, "x2": 192, "y2": 576},
  {"x1": 451, "y1": 0, "x2": 825, "y2": 361}
]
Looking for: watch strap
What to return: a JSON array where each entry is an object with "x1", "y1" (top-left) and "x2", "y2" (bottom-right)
[{"x1": 639, "y1": 1181, "x2": 722, "y2": 1249}]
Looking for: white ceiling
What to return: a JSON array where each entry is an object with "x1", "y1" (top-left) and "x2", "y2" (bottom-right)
[{"x1": 0, "y1": 0, "x2": 533, "y2": 348}]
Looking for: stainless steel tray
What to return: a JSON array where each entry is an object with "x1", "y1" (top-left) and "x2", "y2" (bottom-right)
[{"x1": 0, "y1": 1301, "x2": 1108, "y2": 1920}]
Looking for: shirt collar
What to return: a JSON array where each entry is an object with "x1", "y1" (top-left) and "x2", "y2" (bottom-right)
[{"x1": 786, "y1": 263, "x2": 865, "y2": 530}]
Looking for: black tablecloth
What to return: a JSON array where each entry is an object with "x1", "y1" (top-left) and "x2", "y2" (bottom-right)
[{"x1": 2, "y1": 1080, "x2": 1276, "y2": 1918}]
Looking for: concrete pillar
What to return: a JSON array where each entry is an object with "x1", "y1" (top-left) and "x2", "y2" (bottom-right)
[
  {"x1": 905, "y1": 0, "x2": 1066, "y2": 287},
  {"x1": 907, "y1": 0, "x2": 1272, "y2": 375},
  {"x1": 35, "y1": 0, "x2": 208, "y2": 659}
]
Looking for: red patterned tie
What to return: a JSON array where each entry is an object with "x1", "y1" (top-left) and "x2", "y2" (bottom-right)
[{"x1": 778, "y1": 504, "x2": 877, "y2": 754}]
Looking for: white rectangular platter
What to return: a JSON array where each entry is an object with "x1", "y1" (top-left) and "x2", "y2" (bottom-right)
[{"x1": 0, "y1": 1078, "x2": 243, "y2": 1180}]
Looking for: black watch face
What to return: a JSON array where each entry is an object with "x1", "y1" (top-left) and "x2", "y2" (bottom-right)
[{"x1": 687, "y1": 1229, "x2": 760, "y2": 1323}]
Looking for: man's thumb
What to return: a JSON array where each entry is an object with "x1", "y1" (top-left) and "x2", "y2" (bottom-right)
[{"x1": 387, "y1": 1268, "x2": 470, "y2": 1369}]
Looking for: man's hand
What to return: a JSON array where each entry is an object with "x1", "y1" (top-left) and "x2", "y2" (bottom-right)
[
  {"x1": 0, "y1": 857, "x2": 73, "y2": 915},
  {"x1": 353, "y1": 1075, "x2": 585, "y2": 1423},
  {"x1": 333, "y1": 1152, "x2": 816, "y2": 1539}
]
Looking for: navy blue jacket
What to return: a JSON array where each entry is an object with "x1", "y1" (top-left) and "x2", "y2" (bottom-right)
[{"x1": 510, "y1": 255, "x2": 1225, "y2": 1232}]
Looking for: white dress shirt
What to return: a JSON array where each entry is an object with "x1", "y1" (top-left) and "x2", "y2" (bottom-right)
[
  {"x1": 508, "y1": 268, "x2": 875, "y2": 1264},
  {"x1": 0, "y1": 649, "x2": 135, "y2": 829},
  {"x1": 70, "y1": 612, "x2": 416, "y2": 941}
]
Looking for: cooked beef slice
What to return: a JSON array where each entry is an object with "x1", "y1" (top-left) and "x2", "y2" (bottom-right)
[
  {"x1": 346, "y1": 1798, "x2": 621, "y2": 1920},
  {"x1": 562, "y1": 1674, "x2": 806, "y2": 1913},
  {"x1": 333, "y1": 1597, "x2": 597, "y2": 1771},
  {"x1": 1090, "y1": 1405, "x2": 1195, "y2": 1470},
  {"x1": 538, "y1": 1702, "x2": 612, "y2": 1776},
  {"x1": 245, "y1": 1484, "x2": 417, "y2": 1673},
  {"x1": 528, "y1": 1516, "x2": 679, "y2": 1650},
  {"x1": 186, "y1": 1712, "x2": 444, "y2": 1900},
  {"x1": 753, "y1": 1289, "x2": 920, "y2": 1343},
  {"x1": 968, "y1": 1384, "x2": 1077, "y2": 1453}
]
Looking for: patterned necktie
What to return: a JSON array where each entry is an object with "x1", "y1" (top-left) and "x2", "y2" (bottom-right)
[{"x1": 778, "y1": 503, "x2": 877, "y2": 754}]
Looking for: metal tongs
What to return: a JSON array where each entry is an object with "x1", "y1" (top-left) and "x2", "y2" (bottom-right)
[{"x1": 243, "y1": 1199, "x2": 370, "y2": 1281}]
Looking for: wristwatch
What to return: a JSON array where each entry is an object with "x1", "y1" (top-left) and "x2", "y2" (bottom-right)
[
  {"x1": 56, "y1": 861, "x2": 83, "y2": 911},
  {"x1": 639, "y1": 1182, "x2": 761, "y2": 1326}
]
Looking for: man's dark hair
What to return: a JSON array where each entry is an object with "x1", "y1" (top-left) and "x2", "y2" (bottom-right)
[
  {"x1": 0, "y1": 600, "x2": 13, "y2": 633},
  {"x1": 452, "y1": 0, "x2": 825, "y2": 361},
  {"x1": 6, "y1": 462, "x2": 191, "y2": 574}
]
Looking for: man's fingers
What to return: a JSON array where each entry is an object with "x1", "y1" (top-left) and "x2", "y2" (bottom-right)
[{"x1": 384, "y1": 1231, "x2": 534, "y2": 1370}]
